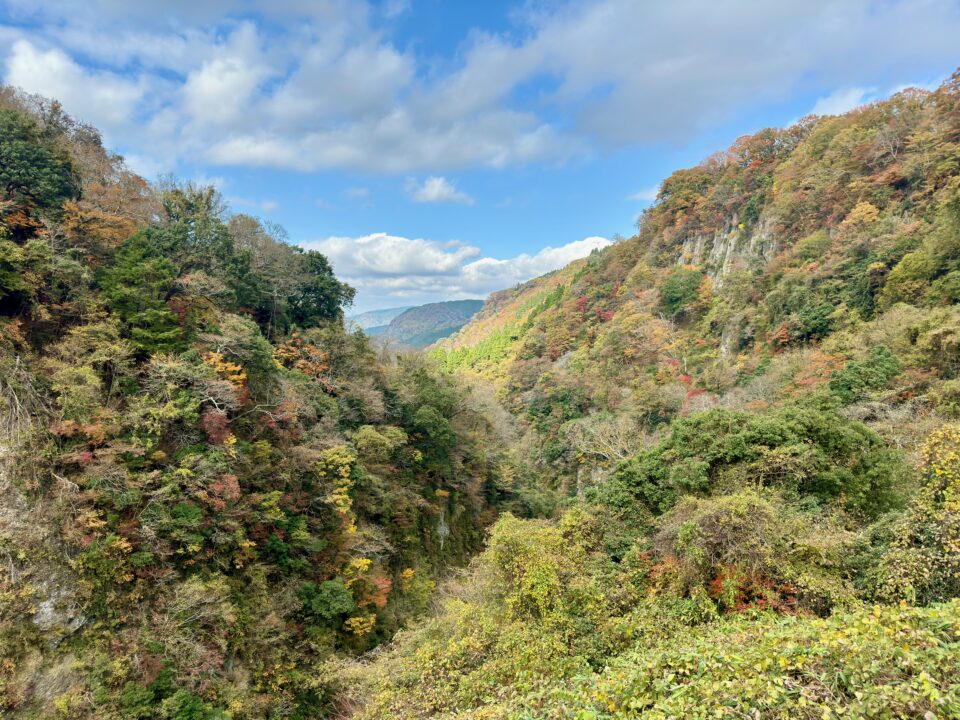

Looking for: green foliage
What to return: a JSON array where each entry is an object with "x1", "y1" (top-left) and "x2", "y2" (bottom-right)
[
  {"x1": 340, "y1": 508, "x2": 960, "y2": 720},
  {"x1": 287, "y1": 249, "x2": 356, "y2": 327},
  {"x1": 298, "y1": 578, "x2": 355, "y2": 626},
  {"x1": 828, "y1": 345, "x2": 902, "y2": 403},
  {"x1": 0, "y1": 88, "x2": 515, "y2": 720},
  {"x1": 655, "y1": 489, "x2": 856, "y2": 611},
  {"x1": 99, "y1": 233, "x2": 183, "y2": 353},
  {"x1": 586, "y1": 601, "x2": 960, "y2": 719},
  {"x1": 9, "y1": 75, "x2": 960, "y2": 720},
  {"x1": 881, "y1": 251, "x2": 938, "y2": 306},
  {"x1": 0, "y1": 107, "x2": 79, "y2": 213},
  {"x1": 600, "y1": 405, "x2": 902, "y2": 518},
  {"x1": 659, "y1": 266, "x2": 703, "y2": 319},
  {"x1": 0, "y1": 236, "x2": 52, "y2": 312},
  {"x1": 870, "y1": 424, "x2": 960, "y2": 604}
]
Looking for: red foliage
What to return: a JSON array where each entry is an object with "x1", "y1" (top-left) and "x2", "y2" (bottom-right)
[
  {"x1": 201, "y1": 409, "x2": 231, "y2": 445},
  {"x1": 206, "y1": 474, "x2": 241, "y2": 510},
  {"x1": 69, "y1": 449, "x2": 95, "y2": 466},
  {"x1": 167, "y1": 297, "x2": 190, "y2": 326},
  {"x1": 368, "y1": 574, "x2": 393, "y2": 610},
  {"x1": 705, "y1": 564, "x2": 798, "y2": 614}
]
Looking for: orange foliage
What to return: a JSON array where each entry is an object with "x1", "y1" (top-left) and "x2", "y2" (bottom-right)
[{"x1": 275, "y1": 334, "x2": 332, "y2": 390}]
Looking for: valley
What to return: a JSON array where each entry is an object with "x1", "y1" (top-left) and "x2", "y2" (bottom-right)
[{"x1": 2, "y1": 56, "x2": 960, "y2": 720}]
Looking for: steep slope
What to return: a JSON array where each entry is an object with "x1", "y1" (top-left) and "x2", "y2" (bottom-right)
[
  {"x1": 381, "y1": 299, "x2": 484, "y2": 348},
  {"x1": 438, "y1": 76, "x2": 960, "y2": 488},
  {"x1": 5, "y1": 68, "x2": 960, "y2": 720},
  {"x1": 346, "y1": 73, "x2": 960, "y2": 717},
  {"x1": 0, "y1": 89, "x2": 509, "y2": 718}
]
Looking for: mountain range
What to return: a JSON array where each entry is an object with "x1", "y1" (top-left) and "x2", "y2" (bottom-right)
[{"x1": 349, "y1": 300, "x2": 485, "y2": 347}]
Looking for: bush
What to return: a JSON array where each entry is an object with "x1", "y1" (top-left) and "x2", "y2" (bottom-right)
[
  {"x1": 660, "y1": 266, "x2": 704, "y2": 319},
  {"x1": 298, "y1": 578, "x2": 355, "y2": 626},
  {"x1": 654, "y1": 490, "x2": 856, "y2": 612},
  {"x1": 828, "y1": 344, "x2": 901, "y2": 403},
  {"x1": 871, "y1": 424, "x2": 960, "y2": 604},
  {"x1": 599, "y1": 405, "x2": 902, "y2": 518},
  {"x1": 587, "y1": 601, "x2": 960, "y2": 719}
]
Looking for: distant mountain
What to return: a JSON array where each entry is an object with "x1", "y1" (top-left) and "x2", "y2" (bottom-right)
[
  {"x1": 346, "y1": 306, "x2": 412, "y2": 331},
  {"x1": 381, "y1": 299, "x2": 485, "y2": 348}
]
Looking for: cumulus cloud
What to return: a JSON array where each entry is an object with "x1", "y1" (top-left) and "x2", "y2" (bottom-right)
[
  {"x1": 406, "y1": 176, "x2": 475, "y2": 205},
  {"x1": 2, "y1": 0, "x2": 957, "y2": 174},
  {"x1": 182, "y1": 23, "x2": 273, "y2": 129},
  {"x1": 311, "y1": 233, "x2": 481, "y2": 279},
  {"x1": 305, "y1": 232, "x2": 610, "y2": 310},
  {"x1": 461, "y1": 236, "x2": 611, "y2": 289},
  {"x1": 5, "y1": 39, "x2": 148, "y2": 135}
]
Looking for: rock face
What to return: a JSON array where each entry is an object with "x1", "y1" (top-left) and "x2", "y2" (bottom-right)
[
  {"x1": 1, "y1": 446, "x2": 85, "y2": 711},
  {"x1": 675, "y1": 213, "x2": 779, "y2": 286},
  {"x1": 32, "y1": 582, "x2": 85, "y2": 641}
]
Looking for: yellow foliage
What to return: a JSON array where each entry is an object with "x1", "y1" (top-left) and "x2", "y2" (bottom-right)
[
  {"x1": 840, "y1": 200, "x2": 880, "y2": 228},
  {"x1": 318, "y1": 446, "x2": 357, "y2": 533},
  {"x1": 202, "y1": 351, "x2": 247, "y2": 386},
  {"x1": 344, "y1": 557, "x2": 372, "y2": 588},
  {"x1": 344, "y1": 614, "x2": 376, "y2": 636}
]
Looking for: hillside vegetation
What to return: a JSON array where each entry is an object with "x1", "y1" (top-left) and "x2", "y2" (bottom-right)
[
  {"x1": 340, "y1": 73, "x2": 960, "y2": 717},
  {"x1": 380, "y1": 300, "x2": 485, "y2": 348},
  {"x1": 345, "y1": 307, "x2": 412, "y2": 333},
  {"x1": 0, "y1": 89, "x2": 512, "y2": 718}
]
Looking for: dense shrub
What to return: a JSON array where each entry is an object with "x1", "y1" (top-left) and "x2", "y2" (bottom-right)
[{"x1": 598, "y1": 405, "x2": 902, "y2": 518}]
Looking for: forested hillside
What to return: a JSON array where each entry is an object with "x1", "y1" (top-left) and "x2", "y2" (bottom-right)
[
  {"x1": 382, "y1": 300, "x2": 485, "y2": 348},
  {"x1": 340, "y1": 74, "x2": 960, "y2": 717},
  {"x1": 0, "y1": 88, "x2": 512, "y2": 718},
  {"x1": 345, "y1": 307, "x2": 411, "y2": 333}
]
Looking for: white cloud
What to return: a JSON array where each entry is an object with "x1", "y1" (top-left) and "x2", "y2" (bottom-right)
[
  {"x1": 461, "y1": 236, "x2": 611, "y2": 289},
  {"x1": 383, "y1": 0, "x2": 410, "y2": 19},
  {"x1": 343, "y1": 187, "x2": 370, "y2": 199},
  {"x1": 229, "y1": 196, "x2": 279, "y2": 213},
  {"x1": 2, "y1": 0, "x2": 959, "y2": 174},
  {"x1": 628, "y1": 185, "x2": 660, "y2": 203},
  {"x1": 304, "y1": 232, "x2": 610, "y2": 310},
  {"x1": 311, "y1": 233, "x2": 481, "y2": 279},
  {"x1": 809, "y1": 87, "x2": 872, "y2": 116},
  {"x1": 182, "y1": 23, "x2": 273, "y2": 128},
  {"x1": 4, "y1": 39, "x2": 147, "y2": 137},
  {"x1": 406, "y1": 176, "x2": 475, "y2": 205}
]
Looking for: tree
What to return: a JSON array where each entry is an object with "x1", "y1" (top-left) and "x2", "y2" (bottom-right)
[
  {"x1": 0, "y1": 107, "x2": 79, "y2": 216},
  {"x1": 98, "y1": 233, "x2": 183, "y2": 353},
  {"x1": 660, "y1": 266, "x2": 704, "y2": 320},
  {"x1": 873, "y1": 424, "x2": 960, "y2": 604},
  {"x1": 288, "y1": 249, "x2": 356, "y2": 327}
]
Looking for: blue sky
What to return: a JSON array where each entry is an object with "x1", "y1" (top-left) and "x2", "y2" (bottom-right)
[{"x1": 1, "y1": 0, "x2": 958, "y2": 311}]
